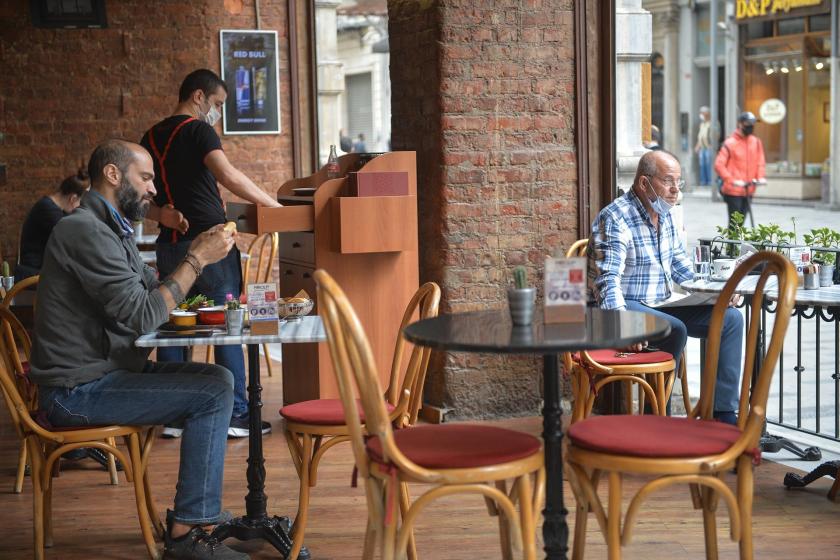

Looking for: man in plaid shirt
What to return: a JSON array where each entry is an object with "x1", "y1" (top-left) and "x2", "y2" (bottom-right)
[{"x1": 588, "y1": 151, "x2": 743, "y2": 424}]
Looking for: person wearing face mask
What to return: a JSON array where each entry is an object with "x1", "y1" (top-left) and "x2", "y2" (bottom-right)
[
  {"x1": 588, "y1": 150, "x2": 744, "y2": 425},
  {"x1": 140, "y1": 68, "x2": 281, "y2": 440},
  {"x1": 715, "y1": 111, "x2": 766, "y2": 227}
]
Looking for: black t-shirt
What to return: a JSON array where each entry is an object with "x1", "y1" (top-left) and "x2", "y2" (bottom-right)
[
  {"x1": 19, "y1": 196, "x2": 65, "y2": 271},
  {"x1": 140, "y1": 115, "x2": 224, "y2": 242}
]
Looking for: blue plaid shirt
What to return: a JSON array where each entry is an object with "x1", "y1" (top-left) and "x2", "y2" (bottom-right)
[{"x1": 588, "y1": 189, "x2": 694, "y2": 310}]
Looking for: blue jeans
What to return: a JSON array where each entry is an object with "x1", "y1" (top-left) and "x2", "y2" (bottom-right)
[
  {"x1": 157, "y1": 241, "x2": 248, "y2": 418},
  {"x1": 698, "y1": 147, "x2": 712, "y2": 186},
  {"x1": 39, "y1": 361, "x2": 234, "y2": 525},
  {"x1": 625, "y1": 300, "x2": 743, "y2": 413}
]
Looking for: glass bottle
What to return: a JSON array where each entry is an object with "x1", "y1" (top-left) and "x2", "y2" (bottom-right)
[{"x1": 326, "y1": 145, "x2": 340, "y2": 179}]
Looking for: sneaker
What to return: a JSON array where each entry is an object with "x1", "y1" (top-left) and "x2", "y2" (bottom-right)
[
  {"x1": 227, "y1": 416, "x2": 271, "y2": 438},
  {"x1": 164, "y1": 510, "x2": 249, "y2": 560},
  {"x1": 162, "y1": 426, "x2": 184, "y2": 439}
]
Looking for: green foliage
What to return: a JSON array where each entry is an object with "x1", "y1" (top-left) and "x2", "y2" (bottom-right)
[
  {"x1": 513, "y1": 266, "x2": 528, "y2": 290},
  {"x1": 225, "y1": 293, "x2": 241, "y2": 310},
  {"x1": 803, "y1": 227, "x2": 840, "y2": 266},
  {"x1": 1, "y1": 261, "x2": 8, "y2": 278}
]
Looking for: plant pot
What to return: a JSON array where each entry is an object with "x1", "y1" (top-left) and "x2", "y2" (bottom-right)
[
  {"x1": 1, "y1": 276, "x2": 13, "y2": 291},
  {"x1": 819, "y1": 264, "x2": 835, "y2": 287},
  {"x1": 507, "y1": 288, "x2": 536, "y2": 326},
  {"x1": 804, "y1": 272, "x2": 819, "y2": 290},
  {"x1": 225, "y1": 308, "x2": 246, "y2": 335}
]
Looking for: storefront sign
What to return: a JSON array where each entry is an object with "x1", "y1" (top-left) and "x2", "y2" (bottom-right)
[
  {"x1": 220, "y1": 30, "x2": 281, "y2": 135},
  {"x1": 759, "y1": 98, "x2": 787, "y2": 124},
  {"x1": 736, "y1": 0, "x2": 828, "y2": 21}
]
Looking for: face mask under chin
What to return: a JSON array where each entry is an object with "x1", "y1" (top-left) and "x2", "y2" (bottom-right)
[{"x1": 645, "y1": 181, "x2": 674, "y2": 216}]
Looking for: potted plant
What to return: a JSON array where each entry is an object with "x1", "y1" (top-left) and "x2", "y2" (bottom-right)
[
  {"x1": 804, "y1": 227, "x2": 840, "y2": 287},
  {"x1": 1, "y1": 261, "x2": 13, "y2": 292},
  {"x1": 508, "y1": 266, "x2": 535, "y2": 326},
  {"x1": 224, "y1": 293, "x2": 246, "y2": 335},
  {"x1": 713, "y1": 212, "x2": 747, "y2": 258}
]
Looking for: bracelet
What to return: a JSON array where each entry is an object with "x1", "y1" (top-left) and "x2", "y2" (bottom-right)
[{"x1": 183, "y1": 253, "x2": 204, "y2": 277}]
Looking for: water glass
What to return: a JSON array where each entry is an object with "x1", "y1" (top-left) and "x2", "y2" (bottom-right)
[{"x1": 694, "y1": 245, "x2": 711, "y2": 282}]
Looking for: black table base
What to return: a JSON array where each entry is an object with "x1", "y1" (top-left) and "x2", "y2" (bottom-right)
[
  {"x1": 541, "y1": 354, "x2": 569, "y2": 560},
  {"x1": 783, "y1": 460, "x2": 840, "y2": 494},
  {"x1": 212, "y1": 344, "x2": 310, "y2": 560},
  {"x1": 760, "y1": 433, "x2": 822, "y2": 461}
]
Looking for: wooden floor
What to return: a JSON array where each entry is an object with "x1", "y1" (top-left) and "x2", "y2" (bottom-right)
[{"x1": 1, "y1": 354, "x2": 838, "y2": 559}]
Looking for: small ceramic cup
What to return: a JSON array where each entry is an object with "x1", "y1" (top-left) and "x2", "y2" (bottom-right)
[{"x1": 507, "y1": 288, "x2": 536, "y2": 326}]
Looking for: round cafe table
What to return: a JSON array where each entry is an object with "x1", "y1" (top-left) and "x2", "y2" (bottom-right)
[{"x1": 403, "y1": 308, "x2": 671, "y2": 560}]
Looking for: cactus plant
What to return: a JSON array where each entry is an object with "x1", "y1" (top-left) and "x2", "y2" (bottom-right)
[
  {"x1": 1, "y1": 261, "x2": 9, "y2": 278},
  {"x1": 513, "y1": 266, "x2": 528, "y2": 290},
  {"x1": 225, "y1": 293, "x2": 241, "y2": 310}
]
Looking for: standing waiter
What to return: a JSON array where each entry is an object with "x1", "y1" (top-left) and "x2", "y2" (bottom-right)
[{"x1": 141, "y1": 68, "x2": 281, "y2": 438}]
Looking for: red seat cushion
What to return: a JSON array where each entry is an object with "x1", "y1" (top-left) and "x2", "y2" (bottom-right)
[
  {"x1": 569, "y1": 415, "x2": 742, "y2": 458},
  {"x1": 280, "y1": 399, "x2": 395, "y2": 425},
  {"x1": 574, "y1": 349, "x2": 674, "y2": 366},
  {"x1": 366, "y1": 424, "x2": 541, "y2": 469}
]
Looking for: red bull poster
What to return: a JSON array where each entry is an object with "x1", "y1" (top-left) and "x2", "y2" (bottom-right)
[{"x1": 220, "y1": 30, "x2": 281, "y2": 135}]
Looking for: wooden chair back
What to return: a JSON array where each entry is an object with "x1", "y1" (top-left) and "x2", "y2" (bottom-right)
[
  {"x1": 385, "y1": 282, "x2": 441, "y2": 427},
  {"x1": 1, "y1": 274, "x2": 40, "y2": 311},
  {"x1": 314, "y1": 269, "x2": 438, "y2": 484},
  {"x1": 562, "y1": 240, "x2": 588, "y2": 375},
  {"x1": 242, "y1": 233, "x2": 278, "y2": 287},
  {"x1": 0, "y1": 307, "x2": 54, "y2": 443},
  {"x1": 694, "y1": 252, "x2": 796, "y2": 435}
]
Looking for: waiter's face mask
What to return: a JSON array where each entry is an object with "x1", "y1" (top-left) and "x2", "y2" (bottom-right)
[{"x1": 198, "y1": 93, "x2": 222, "y2": 127}]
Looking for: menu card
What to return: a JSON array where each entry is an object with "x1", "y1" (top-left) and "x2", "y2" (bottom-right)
[
  {"x1": 544, "y1": 257, "x2": 586, "y2": 323},
  {"x1": 247, "y1": 282, "x2": 279, "y2": 335}
]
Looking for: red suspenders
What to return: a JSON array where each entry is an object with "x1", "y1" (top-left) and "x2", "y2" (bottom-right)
[{"x1": 146, "y1": 117, "x2": 196, "y2": 243}]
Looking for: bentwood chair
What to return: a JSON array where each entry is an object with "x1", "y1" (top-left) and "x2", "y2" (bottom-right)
[
  {"x1": 314, "y1": 269, "x2": 545, "y2": 560},
  {"x1": 567, "y1": 252, "x2": 797, "y2": 560},
  {"x1": 280, "y1": 281, "x2": 440, "y2": 560},
  {"x1": 0, "y1": 307, "x2": 163, "y2": 559},
  {"x1": 564, "y1": 239, "x2": 690, "y2": 421}
]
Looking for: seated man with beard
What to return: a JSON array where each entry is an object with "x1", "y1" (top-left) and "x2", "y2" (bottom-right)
[{"x1": 30, "y1": 139, "x2": 250, "y2": 560}]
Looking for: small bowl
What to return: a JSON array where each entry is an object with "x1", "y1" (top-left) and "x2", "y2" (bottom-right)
[
  {"x1": 169, "y1": 310, "x2": 197, "y2": 326},
  {"x1": 277, "y1": 299, "x2": 314, "y2": 320},
  {"x1": 197, "y1": 306, "x2": 226, "y2": 325}
]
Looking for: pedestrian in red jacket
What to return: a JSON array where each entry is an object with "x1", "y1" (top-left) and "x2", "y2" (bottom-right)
[{"x1": 714, "y1": 111, "x2": 766, "y2": 227}]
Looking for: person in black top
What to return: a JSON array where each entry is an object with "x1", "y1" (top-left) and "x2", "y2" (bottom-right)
[
  {"x1": 17, "y1": 169, "x2": 89, "y2": 280},
  {"x1": 140, "y1": 69, "x2": 280, "y2": 439}
]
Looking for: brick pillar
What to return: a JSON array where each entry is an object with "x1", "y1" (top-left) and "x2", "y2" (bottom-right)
[{"x1": 389, "y1": 0, "x2": 579, "y2": 419}]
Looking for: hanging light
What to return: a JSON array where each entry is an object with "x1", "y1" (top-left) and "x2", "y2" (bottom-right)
[
  {"x1": 795, "y1": 59, "x2": 803, "y2": 72},
  {"x1": 780, "y1": 61, "x2": 790, "y2": 74},
  {"x1": 816, "y1": 58, "x2": 825, "y2": 70},
  {"x1": 765, "y1": 62, "x2": 775, "y2": 75}
]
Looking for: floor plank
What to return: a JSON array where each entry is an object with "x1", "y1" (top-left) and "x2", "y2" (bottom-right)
[{"x1": 0, "y1": 355, "x2": 838, "y2": 559}]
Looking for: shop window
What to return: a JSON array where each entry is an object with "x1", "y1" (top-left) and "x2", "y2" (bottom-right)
[
  {"x1": 778, "y1": 18, "x2": 806, "y2": 36},
  {"x1": 809, "y1": 15, "x2": 831, "y2": 32},
  {"x1": 746, "y1": 21, "x2": 774, "y2": 40}
]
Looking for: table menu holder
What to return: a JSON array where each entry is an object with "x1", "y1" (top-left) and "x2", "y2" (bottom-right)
[
  {"x1": 544, "y1": 257, "x2": 586, "y2": 323},
  {"x1": 248, "y1": 282, "x2": 279, "y2": 335}
]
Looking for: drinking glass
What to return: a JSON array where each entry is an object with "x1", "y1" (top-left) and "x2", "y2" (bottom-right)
[{"x1": 694, "y1": 245, "x2": 711, "y2": 282}]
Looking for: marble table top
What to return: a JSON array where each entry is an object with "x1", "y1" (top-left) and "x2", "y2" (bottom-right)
[
  {"x1": 682, "y1": 276, "x2": 840, "y2": 307},
  {"x1": 135, "y1": 315, "x2": 325, "y2": 347}
]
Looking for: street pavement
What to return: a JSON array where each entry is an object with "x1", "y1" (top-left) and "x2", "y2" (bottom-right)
[{"x1": 677, "y1": 187, "x2": 840, "y2": 467}]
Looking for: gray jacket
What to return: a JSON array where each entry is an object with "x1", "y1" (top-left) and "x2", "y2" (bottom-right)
[{"x1": 30, "y1": 191, "x2": 169, "y2": 388}]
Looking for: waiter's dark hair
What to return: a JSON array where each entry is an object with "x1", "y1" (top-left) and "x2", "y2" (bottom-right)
[
  {"x1": 87, "y1": 139, "x2": 136, "y2": 184},
  {"x1": 58, "y1": 167, "x2": 89, "y2": 196},
  {"x1": 179, "y1": 69, "x2": 228, "y2": 102}
]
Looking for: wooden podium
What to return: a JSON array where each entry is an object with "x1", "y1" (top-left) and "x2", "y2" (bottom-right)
[{"x1": 227, "y1": 152, "x2": 419, "y2": 404}]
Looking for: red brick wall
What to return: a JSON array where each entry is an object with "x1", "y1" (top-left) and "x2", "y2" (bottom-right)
[
  {"x1": 390, "y1": 0, "x2": 579, "y2": 418},
  {"x1": 0, "y1": 0, "x2": 293, "y2": 263}
]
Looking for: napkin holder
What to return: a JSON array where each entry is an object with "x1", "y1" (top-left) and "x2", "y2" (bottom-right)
[{"x1": 544, "y1": 256, "x2": 586, "y2": 324}]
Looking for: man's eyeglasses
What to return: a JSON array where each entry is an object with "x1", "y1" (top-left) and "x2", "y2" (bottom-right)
[{"x1": 647, "y1": 175, "x2": 685, "y2": 190}]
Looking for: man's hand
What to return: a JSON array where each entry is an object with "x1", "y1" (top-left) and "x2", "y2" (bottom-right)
[
  {"x1": 732, "y1": 180, "x2": 748, "y2": 187},
  {"x1": 160, "y1": 204, "x2": 189, "y2": 234},
  {"x1": 188, "y1": 224, "x2": 235, "y2": 267},
  {"x1": 753, "y1": 178, "x2": 767, "y2": 186},
  {"x1": 729, "y1": 294, "x2": 743, "y2": 307}
]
